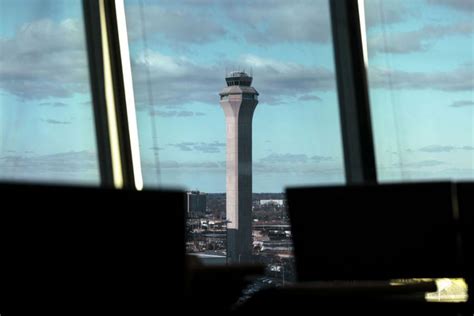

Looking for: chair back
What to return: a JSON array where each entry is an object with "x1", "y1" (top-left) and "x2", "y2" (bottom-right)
[
  {"x1": 0, "y1": 183, "x2": 186, "y2": 313},
  {"x1": 286, "y1": 182, "x2": 463, "y2": 281}
]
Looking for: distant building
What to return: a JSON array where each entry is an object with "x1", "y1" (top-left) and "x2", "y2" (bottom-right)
[
  {"x1": 259, "y1": 199, "x2": 284, "y2": 207},
  {"x1": 187, "y1": 191, "x2": 207, "y2": 216}
]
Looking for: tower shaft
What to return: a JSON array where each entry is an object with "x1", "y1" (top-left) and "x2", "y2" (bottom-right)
[
  {"x1": 221, "y1": 103, "x2": 256, "y2": 263},
  {"x1": 219, "y1": 72, "x2": 259, "y2": 264}
]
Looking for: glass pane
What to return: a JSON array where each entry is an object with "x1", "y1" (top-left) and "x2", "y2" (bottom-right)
[
  {"x1": 365, "y1": 0, "x2": 474, "y2": 182},
  {"x1": 0, "y1": 0, "x2": 99, "y2": 184},
  {"x1": 124, "y1": 0, "x2": 344, "y2": 288}
]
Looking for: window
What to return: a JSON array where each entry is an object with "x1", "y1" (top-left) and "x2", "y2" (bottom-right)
[
  {"x1": 364, "y1": 0, "x2": 474, "y2": 182},
  {"x1": 363, "y1": 0, "x2": 471, "y2": 300},
  {"x1": 0, "y1": 0, "x2": 99, "y2": 184},
  {"x1": 0, "y1": 0, "x2": 469, "y2": 305},
  {"x1": 124, "y1": 0, "x2": 344, "y2": 286}
]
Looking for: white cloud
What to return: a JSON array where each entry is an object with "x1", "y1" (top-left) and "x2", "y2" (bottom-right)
[
  {"x1": 243, "y1": 55, "x2": 335, "y2": 98},
  {"x1": 42, "y1": 119, "x2": 71, "y2": 125},
  {"x1": 428, "y1": 0, "x2": 474, "y2": 12},
  {"x1": 168, "y1": 141, "x2": 225, "y2": 154},
  {"x1": 450, "y1": 100, "x2": 474, "y2": 107},
  {"x1": 259, "y1": 153, "x2": 308, "y2": 164},
  {"x1": 142, "y1": 160, "x2": 225, "y2": 170},
  {"x1": 125, "y1": 5, "x2": 226, "y2": 44},
  {"x1": 311, "y1": 155, "x2": 333, "y2": 162},
  {"x1": 0, "y1": 19, "x2": 90, "y2": 100},
  {"x1": 150, "y1": 110, "x2": 206, "y2": 117},
  {"x1": 397, "y1": 160, "x2": 446, "y2": 168},
  {"x1": 131, "y1": 50, "x2": 219, "y2": 108},
  {"x1": 368, "y1": 64, "x2": 474, "y2": 92},
  {"x1": 39, "y1": 102, "x2": 68, "y2": 107},
  {"x1": 258, "y1": 153, "x2": 333, "y2": 164},
  {"x1": 0, "y1": 150, "x2": 99, "y2": 183},
  {"x1": 298, "y1": 95, "x2": 322, "y2": 102},
  {"x1": 223, "y1": 0, "x2": 331, "y2": 44},
  {"x1": 126, "y1": 1, "x2": 413, "y2": 47},
  {"x1": 131, "y1": 51, "x2": 335, "y2": 108},
  {"x1": 135, "y1": 52, "x2": 190, "y2": 75},
  {"x1": 419, "y1": 145, "x2": 456, "y2": 153},
  {"x1": 368, "y1": 22, "x2": 473, "y2": 54},
  {"x1": 364, "y1": 1, "x2": 412, "y2": 28},
  {"x1": 419, "y1": 145, "x2": 474, "y2": 153}
]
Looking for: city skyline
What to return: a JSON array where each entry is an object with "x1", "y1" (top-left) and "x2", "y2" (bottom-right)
[{"x1": 0, "y1": 0, "x2": 473, "y2": 192}]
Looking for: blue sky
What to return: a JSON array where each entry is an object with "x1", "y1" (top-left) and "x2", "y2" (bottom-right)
[
  {"x1": 0, "y1": 0, "x2": 98, "y2": 184},
  {"x1": 365, "y1": 0, "x2": 474, "y2": 181},
  {"x1": 0, "y1": 0, "x2": 473, "y2": 192},
  {"x1": 124, "y1": 0, "x2": 344, "y2": 192}
]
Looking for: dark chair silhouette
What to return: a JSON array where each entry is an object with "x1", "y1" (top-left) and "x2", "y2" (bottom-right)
[
  {"x1": 457, "y1": 182, "x2": 474, "y2": 311},
  {"x1": 0, "y1": 183, "x2": 185, "y2": 315},
  {"x1": 237, "y1": 182, "x2": 470, "y2": 314}
]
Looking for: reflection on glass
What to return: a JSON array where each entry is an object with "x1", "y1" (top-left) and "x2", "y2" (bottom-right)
[
  {"x1": 426, "y1": 278, "x2": 468, "y2": 303},
  {"x1": 0, "y1": 0, "x2": 99, "y2": 184}
]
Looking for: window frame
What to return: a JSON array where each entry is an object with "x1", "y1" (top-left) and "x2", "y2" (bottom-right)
[
  {"x1": 82, "y1": 0, "x2": 378, "y2": 188},
  {"x1": 329, "y1": 0, "x2": 377, "y2": 184},
  {"x1": 83, "y1": 0, "x2": 143, "y2": 190}
]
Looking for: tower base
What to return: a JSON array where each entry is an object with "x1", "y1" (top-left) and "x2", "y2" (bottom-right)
[{"x1": 227, "y1": 228, "x2": 252, "y2": 264}]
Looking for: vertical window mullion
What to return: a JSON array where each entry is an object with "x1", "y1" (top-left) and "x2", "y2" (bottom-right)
[
  {"x1": 329, "y1": 0, "x2": 377, "y2": 184},
  {"x1": 83, "y1": 0, "x2": 115, "y2": 188},
  {"x1": 82, "y1": 0, "x2": 143, "y2": 190}
]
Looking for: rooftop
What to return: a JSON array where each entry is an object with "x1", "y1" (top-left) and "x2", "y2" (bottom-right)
[
  {"x1": 225, "y1": 71, "x2": 253, "y2": 87},
  {"x1": 227, "y1": 71, "x2": 250, "y2": 78}
]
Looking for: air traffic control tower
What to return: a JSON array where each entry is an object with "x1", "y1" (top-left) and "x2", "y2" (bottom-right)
[{"x1": 220, "y1": 71, "x2": 259, "y2": 264}]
